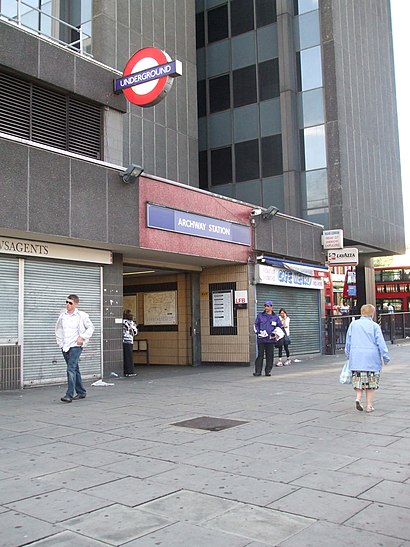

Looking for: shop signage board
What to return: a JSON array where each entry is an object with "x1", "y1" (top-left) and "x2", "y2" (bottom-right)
[
  {"x1": 322, "y1": 229, "x2": 343, "y2": 249},
  {"x1": 256, "y1": 264, "x2": 324, "y2": 289},
  {"x1": 114, "y1": 47, "x2": 182, "y2": 107},
  {"x1": 0, "y1": 236, "x2": 112, "y2": 264},
  {"x1": 234, "y1": 290, "x2": 248, "y2": 304},
  {"x1": 327, "y1": 248, "x2": 359, "y2": 266}
]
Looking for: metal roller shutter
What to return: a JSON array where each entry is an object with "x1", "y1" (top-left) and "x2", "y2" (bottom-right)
[
  {"x1": 23, "y1": 259, "x2": 102, "y2": 385},
  {"x1": 0, "y1": 256, "x2": 19, "y2": 344},
  {"x1": 256, "y1": 285, "x2": 321, "y2": 354}
]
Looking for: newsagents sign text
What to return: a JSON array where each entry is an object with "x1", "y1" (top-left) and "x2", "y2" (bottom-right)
[{"x1": 147, "y1": 203, "x2": 250, "y2": 246}]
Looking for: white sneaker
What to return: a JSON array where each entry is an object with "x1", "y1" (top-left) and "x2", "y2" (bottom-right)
[
  {"x1": 275, "y1": 361, "x2": 283, "y2": 367},
  {"x1": 284, "y1": 360, "x2": 291, "y2": 366}
]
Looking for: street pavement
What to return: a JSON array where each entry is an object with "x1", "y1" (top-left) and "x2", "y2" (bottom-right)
[{"x1": 1, "y1": 343, "x2": 410, "y2": 546}]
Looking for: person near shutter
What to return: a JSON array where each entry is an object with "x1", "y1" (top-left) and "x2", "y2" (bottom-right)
[
  {"x1": 55, "y1": 294, "x2": 94, "y2": 403},
  {"x1": 123, "y1": 309, "x2": 138, "y2": 377},
  {"x1": 253, "y1": 301, "x2": 283, "y2": 376},
  {"x1": 277, "y1": 308, "x2": 291, "y2": 366},
  {"x1": 345, "y1": 303, "x2": 390, "y2": 413}
]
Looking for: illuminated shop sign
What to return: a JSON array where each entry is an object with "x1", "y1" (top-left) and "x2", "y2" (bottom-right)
[
  {"x1": 147, "y1": 203, "x2": 251, "y2": 246},
  {"x1": 114, "y1": 47, "x2": 182, "y2": 107}
]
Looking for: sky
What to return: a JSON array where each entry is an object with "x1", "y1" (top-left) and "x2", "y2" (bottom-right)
[{"x1": 391, "y1": 0, "x2": 410, "y2": 251}]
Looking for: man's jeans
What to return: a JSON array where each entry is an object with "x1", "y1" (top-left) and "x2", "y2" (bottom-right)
[{"x1": 62, "y1": 346, "x2": 86, "y2": 399}]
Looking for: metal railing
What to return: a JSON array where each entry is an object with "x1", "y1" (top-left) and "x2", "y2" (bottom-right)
[
  {"x1": 323, "y1": 312, "x2": 410, "y2": 355},
  {"x1": 0, "y1": 0, "x2": 92, "y2": 55}
]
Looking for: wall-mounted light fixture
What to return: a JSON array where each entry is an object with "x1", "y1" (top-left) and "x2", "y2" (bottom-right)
[
  {"x1": 262, "y1": 205, "x2": 279, "y2": 220},
  {"x1": 120, "y1": 164, "x2": 144, "y2": 184}
]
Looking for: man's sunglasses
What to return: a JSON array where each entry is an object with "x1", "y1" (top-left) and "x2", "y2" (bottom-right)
[{"x1": 66, "y1": 300, "x2": 74, "y2": 305}]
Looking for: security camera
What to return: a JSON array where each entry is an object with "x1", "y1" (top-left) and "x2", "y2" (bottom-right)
[
  {"x1": 250, "y1": 208, "x2": 262, "y2": 217},
  {"x1": 262, "y1": 205, "x2": 279, "y2": 220}
]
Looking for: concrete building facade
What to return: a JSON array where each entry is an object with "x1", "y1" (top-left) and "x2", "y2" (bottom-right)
[{"x1": 0, "y1": 0, "x2": 403, "y2": 389}]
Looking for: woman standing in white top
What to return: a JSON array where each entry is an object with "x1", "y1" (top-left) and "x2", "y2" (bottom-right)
[{"x1": 276, "y1": 308, "x2": 291, "y2": 366}]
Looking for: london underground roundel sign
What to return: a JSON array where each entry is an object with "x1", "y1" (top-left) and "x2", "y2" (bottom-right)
[{"x1": 114, "y1": 47, "x2": 182, "y2": 107}]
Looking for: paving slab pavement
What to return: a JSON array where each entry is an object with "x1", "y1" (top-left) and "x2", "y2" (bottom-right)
[{"x1": 1, "y1": 344, "x2": 410, "y2": 546}]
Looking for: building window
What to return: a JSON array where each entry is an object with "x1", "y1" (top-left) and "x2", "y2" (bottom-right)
[
  {"x1": 300, "y1": 88, "x2": 324, "y2": 128},
  {"x1": 196, "y1": 11, "x2": 205, "y2": 49},
  {"x1": 199, "y1": 151, "x2": 208, "y2": 189},
  {"x1": 258, "y1": 58, "x2": 279, "y2": 100},
  {"x1": 231, "y1": 0, "x2": 254, "y2": 37},
  {"x1": 294, "y1": 0, "x2": 319, "y2": 15},
  {"x1": 0, "y1": 71, "x2": 102, "y2": 160},
  {"x1": 211, "y1": 147, "x2": 232, "y2": 185},
  {"x1": 207, "y1": 4, "x2": 229, "y2": 44},
  {"x1": 209, "y1": 74, "x2": 231, "y2": 113},
  {"x1": 298, "y1": 10, "x2": 321, "y2": 49},
  {"x1": 261, "y1": 134, "x2": 283, "y2": 177},
  {"x1": 233, "y1": 65, "x2": 257, "y2": 107},
  {"x1": 0, "y1": 0, "x2": 92, "y2": 55},
  {"x1": 197, "y1": 80, "x2": 206, "y2": 118},
  {"x1": 256, "y1": 0, "x2": 277, "y2": 27},
  {"x1": 298, "y1": 46, "x2": 323, "y2": 91},
  {"x1": 235, "y1": 139, "x2": 259, "y2": 182},
  {"x1": 302, "y1": 169, "x2": 328, "y2": 211},
  {"x1": 302, "y1": 125, "x2": 327, "y2": 171}
]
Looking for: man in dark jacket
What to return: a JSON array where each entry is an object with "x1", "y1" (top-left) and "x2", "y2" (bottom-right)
[{"x1": 253, "y1": 301, "x2": 283, "y2": 377}]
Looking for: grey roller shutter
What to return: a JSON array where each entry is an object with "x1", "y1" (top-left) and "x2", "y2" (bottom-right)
[
  {"x1": 0, "y1": 256, "x2": 19, "y2": 344},
  {"x1": 23, "y1": 259, "x2": 102, "y2": 385},
  {"x1": 256, "y1": 285, "x2": 321, "y2": 354}
]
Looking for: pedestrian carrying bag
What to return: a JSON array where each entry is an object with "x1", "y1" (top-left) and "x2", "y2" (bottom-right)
[
  {"x1": 339, "y1": 360, "x2": 352, "y2": 384},
  {"x1": 281, "y1": 327, "x2": 291, "y2": 345}
]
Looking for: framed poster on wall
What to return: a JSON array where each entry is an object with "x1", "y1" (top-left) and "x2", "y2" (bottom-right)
[
  {"x1": 212, "y1": 290, "x2": 234, "y2": 327},
  {"x1": 144, "y1": 291, "x2": 178, "y2": 325},
  {"x1": 123, "y1": 295, "x2": 137, "y2": 320}
]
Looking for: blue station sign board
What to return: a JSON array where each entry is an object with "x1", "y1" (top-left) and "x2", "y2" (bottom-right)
[{"x1": 147, "y1": 203, "x2": 251, "y2": 246}]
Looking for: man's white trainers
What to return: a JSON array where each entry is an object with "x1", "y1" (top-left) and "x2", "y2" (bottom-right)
[
  {"x1": 284, "y1": 359, "x2": 291, "y2": 366},
  {"x1": 275, "y1": 361, "x2": 283, "y2": 367}
]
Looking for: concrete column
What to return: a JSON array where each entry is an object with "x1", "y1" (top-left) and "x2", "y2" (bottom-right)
[
  {"x1": 277, "y1": 0, "x2": 301, "y2": 217},
  {"x1": 102, "y1": 253, "x2": 124, "y2": 377},
  {"x1": 356, "y1": 256, "x2": 376, "y2": 309}
]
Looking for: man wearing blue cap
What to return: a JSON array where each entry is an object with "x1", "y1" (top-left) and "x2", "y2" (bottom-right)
[{"x1": 253, "y1": 301, "x2": 283, "y2": 376}]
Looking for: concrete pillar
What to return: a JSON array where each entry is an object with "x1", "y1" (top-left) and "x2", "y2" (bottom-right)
[{"x1": 277, "y1": 0, "x2": 301, "y2": 217}]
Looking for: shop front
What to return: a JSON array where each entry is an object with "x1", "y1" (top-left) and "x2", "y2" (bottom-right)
[
  {"x1": 255, "y1": 260, "x2": 326, "y2": 355},
  {"x1": 0, "y1": 238, "x2": 111, "y2": 389}
]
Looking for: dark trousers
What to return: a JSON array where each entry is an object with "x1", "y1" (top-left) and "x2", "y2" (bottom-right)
[
  {"x1": 255, "y1": 342, "x2": 275, "y2": 375},
  {"x1": 123, "y1": 342, "x2": 134, "y2": 374},
  {"x1": 278, "y1": 341, "x2": 290, "y2": 359}
]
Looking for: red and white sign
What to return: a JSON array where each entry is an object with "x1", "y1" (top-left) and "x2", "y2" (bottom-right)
[
  {"x1": 327, "y1": 248, "x2": 359, "y2": 266},
  {"x1": 116, "y1": 47, "x2": 182, "y2": 107},
  {"x1": 234, "y1": 290, "x2": 248, "y2": 304}
]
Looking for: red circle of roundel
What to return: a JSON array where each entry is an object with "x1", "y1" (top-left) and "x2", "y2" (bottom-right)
[{"x1": 122, "y1": 47, "x2": 170, "y2": 107}]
